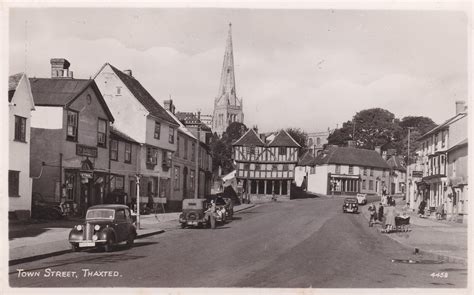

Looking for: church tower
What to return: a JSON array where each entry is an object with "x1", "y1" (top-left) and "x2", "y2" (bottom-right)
[{"x1": 212, "y1": 23, "x2": 244, "y2": 137}]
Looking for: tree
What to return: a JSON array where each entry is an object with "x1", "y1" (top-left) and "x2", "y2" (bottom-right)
[
  {"x1": 328, "y1": 108, "x2": 402, "y2": 151},
  {"x1": 209, "y1": 122, "x2": 248, "y2": 175},
  {"x1": 398, "y1": 116, "x2": 437, "y2": 164},
  {"x1": 285, "y1": 128, "x2": 308, "y2": 156}
]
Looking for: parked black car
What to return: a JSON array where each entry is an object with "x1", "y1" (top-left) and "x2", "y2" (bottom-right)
[{"x1": 69, "y1": 204, "x2": 136, "y2": 252}]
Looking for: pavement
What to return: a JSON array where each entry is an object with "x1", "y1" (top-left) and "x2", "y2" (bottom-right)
[
  {"x1": 8, "y1": 203, "x2": 256, "y2": 265},
  {"x1": 360, "y1": 197, "x2": 468, "y2": 265}
]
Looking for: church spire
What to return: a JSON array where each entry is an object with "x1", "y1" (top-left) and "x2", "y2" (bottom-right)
[{"x1": 216, "y1": 22, "x2": 238, "y2": 105}]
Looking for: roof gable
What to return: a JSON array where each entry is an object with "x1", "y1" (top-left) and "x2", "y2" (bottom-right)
[
  {"x1": 232, "y1": 129, "x2": 265, "y2": 146},
  {"x1": 110, "y1": 126, "x2": 140, "y2": 144},
  {"x1": 9, "y1": 73, "x2": 35, "y2": 110},
  {"x1": 419, "y1": 113, "x2": 467, "y2": 141},
  {"x1": 315, "y1": 146, "x2": 390, "y2": 169},
  {"x1": 107, "y1": 64, "x2": 177, "y2": 126},
  {"x1": 268, "y1": 130, "x2": 301, "y2": 147},
  {"x1": 29, "y1": 78, "x2": 114, "y2": 122},
  {"x1": 297, "y1": 150, "x2": 316, "y2": 166}
]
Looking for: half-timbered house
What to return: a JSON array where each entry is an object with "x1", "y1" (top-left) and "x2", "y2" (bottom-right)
[{"x1": 233, "y1": 129, "x2": 300, "y2": 202}]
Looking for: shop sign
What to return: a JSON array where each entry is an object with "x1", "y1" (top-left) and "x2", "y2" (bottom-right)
[
  {"x1": 412, "y1": 171, "x2": 423, "y2": 178},
  {"x1": 76, "y1": 144, "x2": 98, "y2": 158},
  {"x1": 80, "y1": 172, "x2": 93, "y2": 179}
]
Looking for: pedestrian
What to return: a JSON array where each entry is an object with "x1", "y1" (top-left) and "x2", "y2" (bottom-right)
[
  {"x1": 378, "y1": 203, "x2": 384, "y2": 225},
  {"x1": 436, "y1": 203, "x2": 445, "y2": 220},
  {"x1": 418, "y1": 199, "x2": 426, "y2": 217},
  {"x1": 385, "y1": 203, "x2": 397, "y2": 233},
  {"x1": 368, "y1": 203, "x2": 376, "y2": 227}
]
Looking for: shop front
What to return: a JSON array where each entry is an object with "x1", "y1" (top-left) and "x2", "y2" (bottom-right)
[{"x1": 328, "y1": 173, "x2": 361, "y2": 195}]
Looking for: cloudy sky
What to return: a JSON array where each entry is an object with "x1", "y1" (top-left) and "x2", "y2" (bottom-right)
[{"x1": 9, "y1": 7, "x2": 468, "y2": 133}]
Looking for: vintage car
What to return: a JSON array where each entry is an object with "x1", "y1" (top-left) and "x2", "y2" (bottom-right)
[
  {"x1": 356, "y1": 193, "x2": 367, "y2": 205},
  {"x1": 179, "y1": 198, "x2": 228, "y2": 229},
  {"x1": 69, "y1": 204, "x2": 137, "y2": 252},
  {"x1": 342, "y1": 197, "x2": 359, "y2": 213}
]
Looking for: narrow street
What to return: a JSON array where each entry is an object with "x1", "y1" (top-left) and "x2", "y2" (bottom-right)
[{"x1": 9, "y1": 197, "x2": 467, "y2": 288}]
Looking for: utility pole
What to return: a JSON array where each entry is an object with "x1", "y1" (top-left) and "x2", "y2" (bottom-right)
[{"x1": 405, "y1": 127, "x2": 413, "y2": 201}]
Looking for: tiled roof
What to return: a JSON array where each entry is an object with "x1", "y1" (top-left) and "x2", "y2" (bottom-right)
[
  {"x1": 110, "y1": 126, "x2": 139, "y2": 144},
  {"x1": 268, "y1": 130, "x2": 301, "y2": 147},
  {"x1": 232, "y1": 129, "x2": 265, "y2": 146},
  {"x1": 418, "y1": 113, "x2": 467, "y2": 141},
  {"x1": 175, "y1": 112, "x2": 212, "y2": 131},
  {"x1": 8, "y1": 73, "x2": 24, "y2": 102},
  {"x1": 29, "y1": 77, "x2": 114, "y2": 122},
  {"x1": 166, "y1": 110, "x2": 197, "y2": 140},
  {"x1": 29, "y1": 78, "x2": 91, "y2": 106},
  {"x1": 387, "y1": 156, "x2": 406, "y2": 172},
  {"x1": 297, "y1": 150, "x2": 316, "y2": 166},
  {"x1": 108, "y1": 64, "x2": 177, "y2": 126},
  {"x1": 315, "y1": 146, "x2": 390, "y2": 169}
]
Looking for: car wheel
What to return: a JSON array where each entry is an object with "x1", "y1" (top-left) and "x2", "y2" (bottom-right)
[
  {"x1": 126, "y1": 233, "x2": 135, "y2": 249},
  {"x1": 104, "y1": 236, "x2": 115, "y2": 252},
  {"x1": 71, "y1": 243, "x2": 79, "y2": 252}
]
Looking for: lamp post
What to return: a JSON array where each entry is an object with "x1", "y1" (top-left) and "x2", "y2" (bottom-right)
[{"x1": 405, "y1": 127, "x2": 414, "y2": 202}]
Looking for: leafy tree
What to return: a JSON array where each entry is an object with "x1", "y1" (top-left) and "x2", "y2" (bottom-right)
[
  {"x1": 327, "y1": 108, "x2": 436, "y2": 159},
  {"x1": 209, "y1": 122, "x2": 248, "y2": 175},
  {"x1": 285, "y1": 128, "x2": 308, "y2": 156}
]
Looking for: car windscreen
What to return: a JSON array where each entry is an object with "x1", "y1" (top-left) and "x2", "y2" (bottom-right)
[{"x1": 86, "y1": 209, "x2": 115, "y2": 220}]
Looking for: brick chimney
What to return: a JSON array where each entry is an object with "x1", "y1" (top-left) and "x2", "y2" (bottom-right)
[
  {"x1": 455, "y1": 101, "x2": 466, "y2": 115},
  {"x1": 163, "y1": 99, "x2": 175, "y2": 114},
  {"x1": 50, "y1": 58, "x2": 73, "y2": 79}
]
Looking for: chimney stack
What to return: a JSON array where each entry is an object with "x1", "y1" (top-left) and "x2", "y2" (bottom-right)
[
  {"x1": 123, "y1": 69, "x2": 133, "y2": 77},
  {"x1": 50, "y1": 58, "x2": 72, "y2": 79},
  {"x1": 374, "y1": 146, "x2": 382, "y2": 155},
  {"x1": 455, "y1": 101, "x2": 466, "y2": 115},
  {"x1": 163, "y1": 99, "x2": 175, "y2": 114}
]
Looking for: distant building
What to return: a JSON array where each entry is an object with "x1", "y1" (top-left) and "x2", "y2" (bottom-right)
[
  {"x1": 29, "y1": 59, "x2": 115, "y2": 212},
  {"x1": 175, "y1": 110, "x2": 212, "y2": 144},
  {"x1": 232, "y1": 129, "x2": 300, "y2": 202},
  {"x1": 212, "y1": 23, "x2": 244, "y2": 136},
  {"x1": 307, "y1": 146, "x2": 390, "y2": 196},
  {"x1": 8, "y1": 73, "x2": 35, "y2": 219},
  {"x1": 164, "y1": 100, "x2": 213, "y2": 210},
  {"x1": 386, "y1": 155, "x2": 406, "y2": 195},
  {"x1": 415, "y1": 101, "x2": 468, "y2": 222},
  {"x1": 307, "y1": 129, "x2": 333, "y2": 157}
]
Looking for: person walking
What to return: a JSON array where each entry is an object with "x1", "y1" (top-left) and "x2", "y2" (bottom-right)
[
  {"x1": 378, "y1": 203, "x2": 384, "y2": 224},
  {"x1": 385, "y1": 203, "x2": 397, "y2": 233},
  {"x1": 436, "y1": 202, "x2": 445, "y2": 220},
  {"x1": 368, "y1": 203, "x2": 376, "y2": 227}
]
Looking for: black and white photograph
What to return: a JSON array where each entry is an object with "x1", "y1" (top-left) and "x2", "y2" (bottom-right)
[{"x1": 2, "y1": 1, "x2": 472, "y2": 293}]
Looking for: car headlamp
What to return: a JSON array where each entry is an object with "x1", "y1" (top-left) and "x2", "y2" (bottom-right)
[
  {"x1": 92, "y1": 235, "x2": 98, "y2": 241},
  {"x1": 94, "y1": 224, "x2": 101, "y2": 231},
  {"x1": 76, "y1": 225, "x2": 83, "y2": 231}
]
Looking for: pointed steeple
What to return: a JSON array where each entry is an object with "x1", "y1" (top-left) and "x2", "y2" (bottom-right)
[{"x1": 216, "y1": 23, "x2": 240, "y2": 106}]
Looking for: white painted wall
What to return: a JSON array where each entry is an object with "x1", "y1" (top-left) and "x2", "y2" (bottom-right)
[
  {"x1": 307, "y1": 165, "x2": 328, "y2": 195},
  {"x1": 94, "y1": 64, "x2": 148, "y2": 143},
  {"x1": 9, "y1": 74, "x2": 34, "y2": 213},
  {"x1": 294, "y1": 166, "x2": 309, "y2": 186},
  {"x1": 30, "y1": 106, "x2": 63, "y2": 129}
]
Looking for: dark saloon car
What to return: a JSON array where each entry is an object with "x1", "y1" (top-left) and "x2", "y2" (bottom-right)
[
  {"x1": 69, "y1": 204, "x2": 136, "y2": 252},
  {"x1": 342, "y1": 197, "x2": 359, "y2": 213}
]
